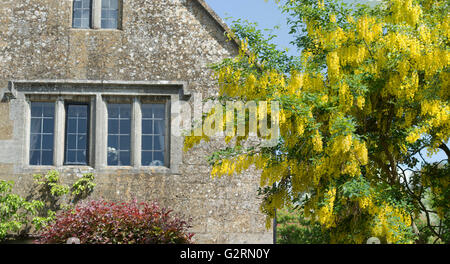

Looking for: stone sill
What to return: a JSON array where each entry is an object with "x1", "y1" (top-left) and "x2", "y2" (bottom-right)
[
  {"x1": 21, "y1": 165, "x2": 177, "y2": 175},
  {"x1": 69, "y1": 28, "x2": 123, "y2": 32}
]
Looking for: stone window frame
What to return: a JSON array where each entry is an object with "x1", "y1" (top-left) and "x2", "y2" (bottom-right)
[
  {"x1": 64, "y1": 102, "x2": 92, "y2": 166},
  {"x1": 7, "y1": 80, "x2": 190, "y2": 174},
  {"x1": 71, "y1": 0, "x2": 123, "y2": 30},
  {"x1": 103, "y1": 95, "x2": 171, "y2": 168}
]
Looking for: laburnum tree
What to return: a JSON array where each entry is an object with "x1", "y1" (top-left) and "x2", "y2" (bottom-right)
[{"x1": 184, "y1": 0, "x2": 449, "y2": 243}]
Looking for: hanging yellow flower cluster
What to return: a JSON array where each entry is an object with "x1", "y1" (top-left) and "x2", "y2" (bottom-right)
[
  {"x1": 211, "y1": 154, "x2": 268, "y2": 179},
  {"x1": 317, "y1": 188, "x2": 337, "y2": 228},
  {"x1": 388, "y1": 0, "x2": 422, "y2": 26}
]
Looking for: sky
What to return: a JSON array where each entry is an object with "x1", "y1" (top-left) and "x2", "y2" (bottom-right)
[
  {"x1": 205, "y1": 0, "x2": 297, "y2": 55},
  {"x1": 204, "y1": 0, "x2": 381, "y2": 56},
  {"x1": 204, "y1": 0, "x2": 447, "y2": 165}
]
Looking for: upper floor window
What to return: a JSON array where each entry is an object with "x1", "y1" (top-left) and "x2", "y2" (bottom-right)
[
  {"x1": 72, "y1": 0, "x2": 92, "y2": 29},
  {"x1": 72, "y1": 0, "x2": 121, "y2": 29},
  {"x1": 101, "y1": 0, "x2": 119, "y2": 29}
]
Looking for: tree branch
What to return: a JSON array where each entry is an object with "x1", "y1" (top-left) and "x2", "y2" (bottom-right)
[{"x1": 439, "y1": 142, "x2": 450, "y2": 160}]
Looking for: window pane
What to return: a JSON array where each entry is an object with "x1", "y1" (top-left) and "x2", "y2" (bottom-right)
[
  {"x1": 43, "y1": 104, "x2": 54, "y2": 117},
  {"x1": 43, "y1": 118, "x2": 54, "y2": 133},
  {"x1": 153, "y1": 104, "x2": 165, "y2": 119},
  {"x1": 110, "y1": 0, "x2": 118, "y2": 9},
  {"x1": 73, "y1": 19, "x2": 81, "y2": 28},
  {"x1": 120, "y1": 119, "x2": 131, "y2": 134},
  {"x1": 108, "y1": 119, "x2": 118, "y2": 134},
  {"x1": 74, "y1": 0, "x2": 82, "y2": 9},
  {"x1": 142, "y1": 120, "x2": 153, "y2": 134},
  {"x1": 64, "y1": 104, "x2": 89, "y2": 165},
  {"x1": 107, "y1": 149, "x2": 118, "y2": 165},
  {"x1": 73, "y1": 0, "x2": 92, "y2": 29},
  {"x1": 77, "y1": 151, "x2": 86, "y2": 164},
  {"x1": 30, "y1": 102, "x2": 54, "y2": 165},
  {"x1": 42, "y1": 135, "x2": 54, "y2": 150},
  {"x1": 101, "y1": 0, "x2": 118, "y2": 29},
  {"x1": 154, "y1": 135, "x2": 164, "y2": 151},
  {"x1": 141, "y1": 151, "x2": 152, "y2": 166},
  {"x1": 30, "y1": 118, "x2": 41, "y2": 133},
  {"x1": 153, "y1": 152, "x2": 164, "y2": 166},
  {"x1": 67, "y1": 118, "x2": 77, "y2": 133},
  {"x1": 119, "y1": 135, "x2": 130, "y2": 150},
  {"x1": 78, "y1": 135, "x2": 87, "y2": 148},
  {"x1": 108, "y1": 104, "x2": 119, "y2": 118},
  {"x1": 30, "y1": 134, "x2": 42, "y2": 150},
  {"x1": 82, "y1": 0, "x2": 91, "y2": 8},
  {"x1": 154, "y1": 120, "x2": 165, "y2": 135},
  {"x1": 66, "y1": 151, "x2": 76, "y2": 163},
  {"x1": 142, "y1": 135, "x2": 153, "y2": 151},
  {"x1": 141, "y1": 103, "x2": 166, "y2": 166},
  {"x1": 29, "y1": 150, "x2": 40, "y2": 165},
  {"x1": 31, "y1": 104, "x2": 43, "y2": 117},
  {"x1": 67, "y1": 135, "x2": 77, "y2": 149},
  {"x1": 80, "y1": 18, "x2": 90, "y2": 29},
  {"x1": 102, "y1": 0, "x2": 110, "y2": 8},
  {"x1": 108, "y1": 135, "x2": 118, "y2": 149},
  {"x1": 41, "y1": 151, "x2": 53, "y2": 166},
  {"x1": 79, "y1": 118, "x2": 87, "y2": 132},
  {"x1": 107, "y1": 104, "x2": 131, "y2": 166},
  {"x1": 119, "y1": 151, "x2": 130, "y2": 166}
]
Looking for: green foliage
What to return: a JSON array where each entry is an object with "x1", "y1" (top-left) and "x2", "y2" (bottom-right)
[
  {"x1": 71, "y1": 173, "x2": 96, "y2": 202},
  {"x1": 228, "y1": 19, "x2": 301, "y2": 73},
  {"x1": 33, "y1": 170, "x2": 70, "y2": 197},
  {"x1": 0, "y1": 180, "x2": 44, "y2": 241},
  {"x1": 277, "y1": 206, "x2": 330, "y2": 244}
]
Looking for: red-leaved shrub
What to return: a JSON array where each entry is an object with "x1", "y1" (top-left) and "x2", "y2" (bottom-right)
[{"x1": 35, "y1": 200, "x2": 194, "y2": 244}]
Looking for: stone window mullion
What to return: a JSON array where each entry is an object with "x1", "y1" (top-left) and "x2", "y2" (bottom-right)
[
  {"x1": 94, "y1": 94, "x2": 107, "y2": 168},
  {"x1": 132, "y1": 97, "x2": 141, "y2": 168},
  {"x1": 92, "y1": 0, "x2": 102, "y2": 29},
  {"x1": 54, "y1": 98, "x2": 65, "y2": 167}
]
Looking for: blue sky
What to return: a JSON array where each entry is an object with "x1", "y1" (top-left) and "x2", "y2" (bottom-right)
[
  {"x1": 205, "y1": 0, "x2": 296, "y2": 55},
  {"x1": 204, "y1": 0, "x2": 447, "y2": 165}
]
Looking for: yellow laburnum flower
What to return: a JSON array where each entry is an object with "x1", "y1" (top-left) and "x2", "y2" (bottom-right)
[
  {"x1": 330, "y1": 14, "x2": 337, "y2": 23},
  {"x1": 312, "y1": 131, "x2": 323, "y2": 152},
  {"x1": 356, "y1": 96, "x2": 365, "y2": 110}
]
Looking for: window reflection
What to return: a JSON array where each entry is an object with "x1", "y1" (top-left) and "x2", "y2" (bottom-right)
[
  {"x1": 107, "y1": 104, "x2": 131, "y2": 166},
  {"x1": 141, "y1": 104, "x2": 165, "y2": 166}
]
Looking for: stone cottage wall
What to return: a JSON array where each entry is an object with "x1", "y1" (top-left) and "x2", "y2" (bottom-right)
[{"x1": 0, "y1": 0, "x2": 272, "y2": 243}]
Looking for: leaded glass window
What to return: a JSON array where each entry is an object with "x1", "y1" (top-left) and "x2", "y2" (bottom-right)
[
  {"x1": 141, "y1": 104, "x2": 166, "y2": 166},
  {"x1": 107, "y1": 104, "x2": 131, "y2": 166},
  {"x1": 30, "y1": 102, "x2": 54, "y2": 165},
  {"x1": 101, "y1": 0, "x2": 119, "y2": 29},
  {"x1": 65, "y1": 104, "x2": 89, "y2": 165},
  {"x1": 72, "y1": 0, "x2": 92, "y2": 29}
]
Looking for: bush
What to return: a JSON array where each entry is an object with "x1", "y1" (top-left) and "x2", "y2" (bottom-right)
[
  {"x1": 35, "y1": 200, "x2": 194, "y2": 244},
  {"x1": 0, "y1": 180, "x2": 44, "y2": 241}
]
